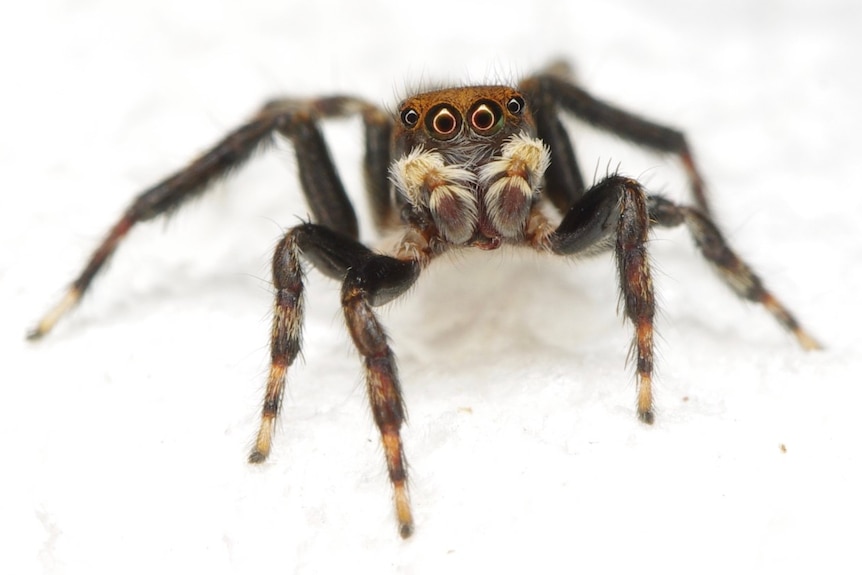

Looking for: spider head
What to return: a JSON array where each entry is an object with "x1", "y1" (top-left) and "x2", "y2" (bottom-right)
[
  {"x1": 391, "y1": 86, "x2": 549, "y2": 248},
  {"x1": 393, "y1": 86, "x2": 533, "y2": 159}
]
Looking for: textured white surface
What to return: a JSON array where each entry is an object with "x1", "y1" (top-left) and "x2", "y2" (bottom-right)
[{"x1": 3, "y1": 1, "x2": 860, "y2": 573}]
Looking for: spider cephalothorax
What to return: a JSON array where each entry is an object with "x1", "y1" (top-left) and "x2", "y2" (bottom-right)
[
  {"x1": 28, "y1": 61, "x2": 820, "y2": 538},
  {"x1": 391, "y1": 86, "x2": 550, "y2": 248}
]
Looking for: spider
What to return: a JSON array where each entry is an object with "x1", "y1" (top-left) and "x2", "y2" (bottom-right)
[{"x1": 28, "y1": 61, "x2": 820, "y2": 538}]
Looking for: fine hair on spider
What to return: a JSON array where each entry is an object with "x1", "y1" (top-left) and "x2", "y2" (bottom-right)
[{"x1": 28, "y1": 60, "x2": 821, "y2": 539}]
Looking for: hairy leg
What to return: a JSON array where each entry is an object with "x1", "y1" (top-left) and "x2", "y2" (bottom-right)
[
  {"x1": 28, "y1": 96, "x2": 392, "y2": 339},
  {"x1": 521, "y1": 70, "x2": 710, "y2": 215},
  {"x1": 540, "y1": 175, "x2": 658, "y2": 422},
  {"x1": 250, "y1": 222, "x2": 422, "y2": 538},
  {"x1": 648, "y1": 195, "x2": 821, "y2": 350}
]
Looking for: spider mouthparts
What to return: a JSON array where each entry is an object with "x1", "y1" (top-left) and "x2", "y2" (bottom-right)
[{"x1": 472, "y1": 234, "x2": 502, "y2": 250}]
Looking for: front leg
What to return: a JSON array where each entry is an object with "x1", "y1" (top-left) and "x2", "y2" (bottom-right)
[
  {"x1": 251, "y1": 223, "x2": 422, "y2": 538},
  {"x1": 538, "y1": 176, "x2": 657, "y2": 423},
  {"x1": 340, "y1": 252, "x2": 421, "y2": 538},
  {"x1": 342, "y1": 271, "x2": 413, "y2": 538}
]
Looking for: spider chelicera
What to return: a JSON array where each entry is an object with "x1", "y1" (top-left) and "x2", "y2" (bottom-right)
[{"x1": 28, "y1": 61, "x2": 820, "y2": 538}]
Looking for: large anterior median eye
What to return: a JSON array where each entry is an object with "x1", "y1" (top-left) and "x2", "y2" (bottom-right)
[
  {"x1": 468, "y1": 100, "x2": 504, "y2": 135},
  {"x1": 426, "y1": 104, "x2": 461, "y2": 140}
]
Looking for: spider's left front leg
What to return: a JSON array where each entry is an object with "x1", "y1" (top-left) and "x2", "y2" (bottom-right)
[
  {"x1": 534, "y1": 175, "x2": 658, "y2": 423},
  {"x1": 252, "y1": 222, "x2": 425, "y2": 538}
]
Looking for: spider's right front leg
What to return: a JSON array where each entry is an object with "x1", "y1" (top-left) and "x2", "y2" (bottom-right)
[{"x1": 250, "y1": 222, "x2": 424, "y2": 538}]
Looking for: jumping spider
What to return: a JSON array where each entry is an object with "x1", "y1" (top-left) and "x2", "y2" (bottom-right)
[{"x1": 28, "y1": 61, "x2": 820, "y2": 538}]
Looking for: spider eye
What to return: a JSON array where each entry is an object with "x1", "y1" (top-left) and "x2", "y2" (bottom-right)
[
  {"x1": 468, "y1": 100, "x2": 504, "y2": 135},
  {"x1": 506, "y1": 95, "x2": 525, "y2": 115},
  {"x1": 426, "y1": 104, "x2": 461, "y2": 140},
  {"x1": 401, "y1": 107, "x2": 420, "y2": 127}
]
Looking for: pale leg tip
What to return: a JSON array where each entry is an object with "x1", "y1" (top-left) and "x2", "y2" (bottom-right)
[
  {"x1": 795, "y1": 329, "x2": 823, "y2": 352},
  {"x1": 394, "y1": 486, "x2": 414, "y2": 539},
  {"x1": 637, "y1": 375, "x2": 654, "y2": 425},
  {"x1": 27, "y1": 289, "x2": 81, "y2": 341},
  {"x1": 249, "y1": 421, "x2": 275, "y2": 464}
]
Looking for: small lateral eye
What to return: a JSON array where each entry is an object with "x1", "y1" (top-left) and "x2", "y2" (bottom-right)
[
  {"x1": 401, "y1": 107, "x2": 420, "y2": 127},
  {"x1": 506, "y1": 95, "x2": 525, "y2": 115}
]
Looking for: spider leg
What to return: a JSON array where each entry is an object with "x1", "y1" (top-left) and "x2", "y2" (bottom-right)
[
  {"x1": 520, "y1": 71, "x2": 711, "y2": 215},
  {"x1": 529, "y1": 89, "x2": 586, "y2": 214},
  {"x1": 27, "y1": 96, "x2": 394, "y2": 339},
  {"x1": 648, "y1": 195, "x2": 822, "y2": 350},
  {"x1": 539, "y1": 175, "x2": 658, "y2": 423},
  {"x1": 250, "y1": 222, "x2": 423, "y2": 539}
]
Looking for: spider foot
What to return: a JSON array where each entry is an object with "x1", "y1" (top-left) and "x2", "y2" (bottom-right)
[
  {"x1": 394, "y1": 485, "x2": 414, "y2": 539},
  {"x1": 247, "y1": 450, "x2": 268, "y2": 465},
  {"x1": 248, "y1": 418, "x2": 275, "y2": 464},
  {"x1": 638, "y1": 409, "x2": 655, "y2": 425},
  {"x1": 637, "y1": 373, "x2": 655, "y2": 425},
  {"x1": 760, "y1": 293, "x2": 823, "y2": 351},
  {"x1": 793, "y1": 328, "x2": 823, "y2": 352},
  {"x1": 26, "y1": 288, "x2": 81, "y2": 340}
]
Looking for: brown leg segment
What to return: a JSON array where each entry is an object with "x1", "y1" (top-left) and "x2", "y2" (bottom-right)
[
  {"x1": 547, "y1": 175, "x2": 658, "y2": 423},
  {"x1": 27, "y1": 95, "x2": 392, "y2": 340},
  {"x1": 26, "y1": 215, "x2": 135, "y2": 340},
  {"x1": 26, "y1": 115, "x2": 279, "y2": 340},
  {"x1": 615, "y1": 181, "x2": 657, "y2": 423},
  {"x1": 342, "y1": 283, "x2": 413, "y2": 538},
  {"x1": 648, "y1": 195, "x2": 822, "y2": 350},
  {"x1": 249, "y1": 231, "x2": 305, "y2": 463}
]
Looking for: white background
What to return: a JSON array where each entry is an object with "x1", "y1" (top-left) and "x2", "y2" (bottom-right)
[{"x1": 2, "y1": 0, "x2": 860, "y2": 573}]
